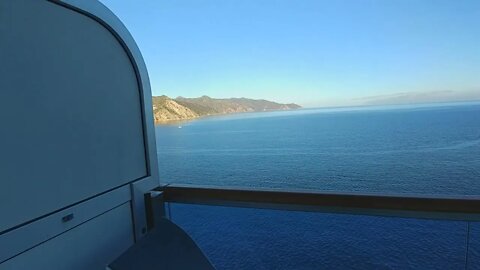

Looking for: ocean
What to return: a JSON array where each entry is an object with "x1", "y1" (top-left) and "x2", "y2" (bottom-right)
[{"x1": 155, "y1": 102, "x2": 480, "y2": 269}]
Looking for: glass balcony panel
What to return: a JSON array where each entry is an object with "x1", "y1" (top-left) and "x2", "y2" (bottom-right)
[{"x1": 167, "y1": 203, "x2": 471, "y2": 270}]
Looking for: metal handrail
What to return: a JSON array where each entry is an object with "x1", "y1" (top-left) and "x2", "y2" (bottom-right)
[{"x1": 156, "y1": 184, "x2": 480, "y2": 221}]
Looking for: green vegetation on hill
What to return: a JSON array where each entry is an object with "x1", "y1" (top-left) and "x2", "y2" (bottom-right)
[{"x1": 152, "y1": 95, "x2": 301, "y2": 123}]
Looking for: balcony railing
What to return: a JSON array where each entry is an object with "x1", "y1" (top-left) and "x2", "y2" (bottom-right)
[
  {"x1": 154, "y1": 184, "x2": 480, "y2": 221},
  {"x1": 147, "y1": 184, "x2": 480, "y2": 269}
]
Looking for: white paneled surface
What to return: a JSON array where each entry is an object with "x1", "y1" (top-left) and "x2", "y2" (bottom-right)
[
  {"x1": 0, "y1": 203, "x2": 134, "y2": 270},
  {"x1": 0, "y1": 185, "x2": 131, "y2": 263},
  {"x1": 0, "y1": 0, "x2": 147, "y2": 232}
]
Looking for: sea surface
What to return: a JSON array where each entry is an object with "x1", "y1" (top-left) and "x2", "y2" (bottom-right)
[{"x1": 155, "y1": 102, "x2": 480, "y2": 269}]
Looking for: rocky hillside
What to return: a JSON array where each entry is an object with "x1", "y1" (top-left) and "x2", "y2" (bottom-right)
[
  {"x1": 152, "y1": 96, "x2": 199, "y2": 122},
  {"x1": 152, "y1": 95, "x2": 301, "y2": 123}
]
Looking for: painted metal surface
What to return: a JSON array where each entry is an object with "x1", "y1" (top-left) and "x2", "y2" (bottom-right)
[
  {"x1": 1, "y1": 0, "x2": 147, "y2": 232},
  {"x1": 0, "y1": 0, "x2": 160, "y2": 268},
  {"x1": 1, "y1": 203, "x2": 134, "y2": 270},
  {"x1": 0, "y1": 185, "x2": 131, "y2": 264}
]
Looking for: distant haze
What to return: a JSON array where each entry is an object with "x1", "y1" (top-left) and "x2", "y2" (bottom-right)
[
  {"x1": 302, "y1": 89, "x2": 480, "y2": 108},
  {"x1": 356, "y1": 90, "x2": 480, "y2": 107}
]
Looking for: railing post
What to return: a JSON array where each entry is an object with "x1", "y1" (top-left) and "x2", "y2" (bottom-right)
[
  {"x1": 145, "y1": 191, "x2": 166, "y2": 232},
  {"x1": 465, "y1": 221, "x2": 471, "y2": 270}
]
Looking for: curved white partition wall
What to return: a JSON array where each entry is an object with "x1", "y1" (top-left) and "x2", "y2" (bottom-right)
[{"x1": 0, "y1": 0, "x2": 160, "y2": 268}]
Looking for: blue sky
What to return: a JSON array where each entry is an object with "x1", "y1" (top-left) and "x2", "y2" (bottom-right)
[{"x1": 100, "y1": 0, "x2": 480, "y2": 107}]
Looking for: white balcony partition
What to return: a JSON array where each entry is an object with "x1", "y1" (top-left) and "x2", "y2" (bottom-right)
[{"x1": 0, "y1": 0, "x2": 159, "y2": 268}]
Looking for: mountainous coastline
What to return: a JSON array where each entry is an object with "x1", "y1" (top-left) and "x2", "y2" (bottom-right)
[{"x1": 152, "y1": 95, "x2": 301, "y2": 123}]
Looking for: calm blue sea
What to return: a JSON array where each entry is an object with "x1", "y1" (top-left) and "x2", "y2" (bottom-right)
[{"x1": 155, "y1": 102, "x2": 480, "y2": 269}]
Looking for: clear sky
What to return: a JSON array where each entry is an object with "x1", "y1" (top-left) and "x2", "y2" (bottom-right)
[{"x1": 100, "y1": 0, "x2": 480, "y2": 107}]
